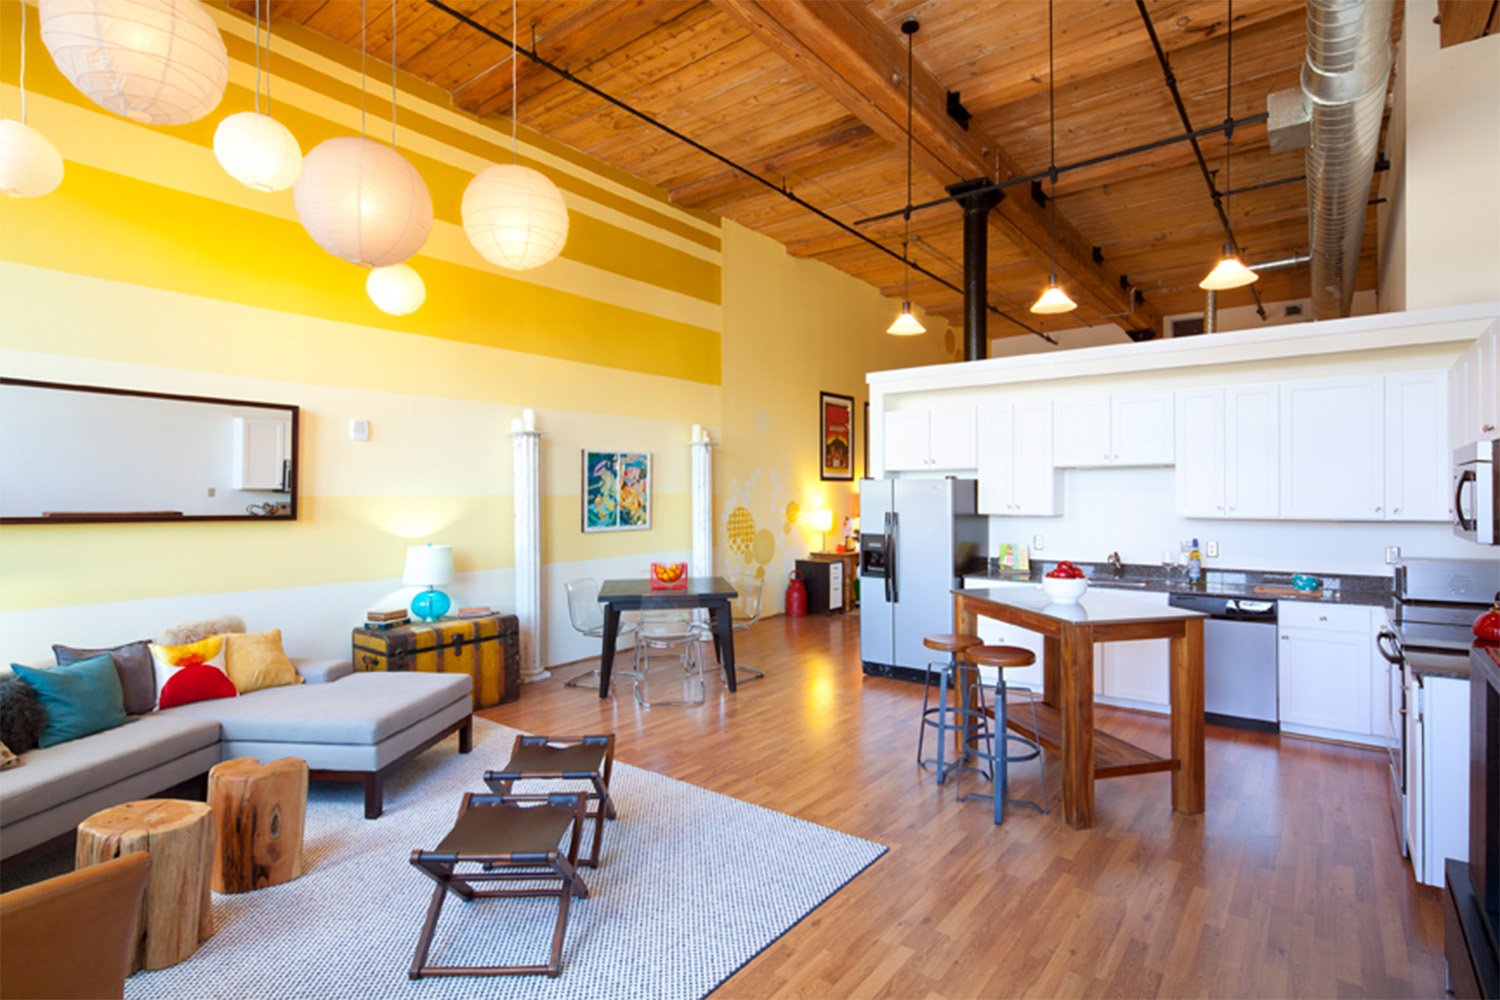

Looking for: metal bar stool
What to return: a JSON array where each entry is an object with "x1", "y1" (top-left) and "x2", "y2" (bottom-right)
[
  {"x1": 954, "y1": 644, "x2": 1049, "y2": 824},
  {"x1": 919, "y1": 633, "x2": 984, "y2": 785}
]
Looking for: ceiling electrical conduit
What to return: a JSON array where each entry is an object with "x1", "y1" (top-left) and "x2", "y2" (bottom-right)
[{"x1": 1302, "y1": 0, "x2": 1395, "y2": 320}]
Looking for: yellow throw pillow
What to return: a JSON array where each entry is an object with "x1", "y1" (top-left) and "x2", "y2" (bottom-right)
[{"x1": 223, "y1": 629, "x2": 303, "y2": 694}]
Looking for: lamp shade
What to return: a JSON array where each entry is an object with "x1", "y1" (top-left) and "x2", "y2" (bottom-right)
[
  {"x1": 39, "y1": 0, "x2": 229, "y2": 126},
  {"x1": 1199, "y1": 253, "x2": 1259, "y2": 290},
  {"x1": 1030, "y1": 283, "x2": 1078, "y2": 315},
  {"x1": 214, "y1": 111, "x2": 301, "y2": 191},
  {"x1": 0, "y1": 120, "x2": 64, "y2": 197},
  {"x1": 402, "y1": 543, "x2": 454, "y2": 587},
  {"x1": 366, "y1": 263, "x2": 425, "y2": 316},
  {"x1": 806, "y1": 509, "x2": 835, "y2": 533},
  {"x1": 886, "y1": 305, "x2": 925, "y2": 336},
  {"x1": 461, "y1": 163, "x2": 569, "y2": 271},
  {"x1": 294, "y1": 136, "x2": 433, "y2": 268}
]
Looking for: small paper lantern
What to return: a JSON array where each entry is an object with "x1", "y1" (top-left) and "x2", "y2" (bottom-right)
[
  {"x1": 366, "y1": 263, "x2": 425, "y2": 316},
  {"x1": 0, "y1": 120, "x2": 65, "y2": 198},
  {"x1": 461, "y1": 163, "x2": 569, "y2": 271},
  {"x1": 39, "y1": 0, "x2": 229, "y2": 126},
  {"x1": 214, "y1": 111, "x2": 301, "y2": 192},
  {"x1": 293, "y1": 136, "x2": 432, "y2": 268}
]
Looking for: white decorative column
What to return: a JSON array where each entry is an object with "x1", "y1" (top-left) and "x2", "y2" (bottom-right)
[
  {"x1": 690, "y1": 426, "x2": 715, "y2": 578},
  {"x1": 511, "y1": 409, "x2": 547, "y2": 683}
]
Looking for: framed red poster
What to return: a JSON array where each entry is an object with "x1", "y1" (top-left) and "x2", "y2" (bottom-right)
[{"x1": 820, "y1": 391, "x2": 854, "y2": 481}]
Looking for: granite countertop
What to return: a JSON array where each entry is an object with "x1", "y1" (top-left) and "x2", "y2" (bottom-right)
[{"x1": 964, "y1": 560, "x2": 1393, "y2": 608}]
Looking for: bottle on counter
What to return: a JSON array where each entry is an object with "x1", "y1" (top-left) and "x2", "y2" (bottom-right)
[{"x1": 1187, "y1": 538, "x2": 1202, "y2": 582}]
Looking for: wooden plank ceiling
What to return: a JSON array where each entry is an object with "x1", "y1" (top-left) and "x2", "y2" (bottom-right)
[{"x1": 237, "y1": 0, "x2": 1406, "y2": 340}]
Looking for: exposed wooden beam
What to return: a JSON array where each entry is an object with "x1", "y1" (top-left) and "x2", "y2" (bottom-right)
[
  {"x1": 714, "y1": 0, "x2": 1163, "y2": 334},
  {"x1": 1437, "y1": 0, "x2": 1498, "y2": 47}
]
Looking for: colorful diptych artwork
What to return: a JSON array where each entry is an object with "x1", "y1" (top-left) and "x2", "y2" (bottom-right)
[{"x1": 583, "y1": 450, "x2": 652, "y2": 532}]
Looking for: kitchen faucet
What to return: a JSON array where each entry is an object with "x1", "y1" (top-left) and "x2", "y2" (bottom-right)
[{"x1": 1107, "y1": 551, "x2": 1124, "y2": 578}]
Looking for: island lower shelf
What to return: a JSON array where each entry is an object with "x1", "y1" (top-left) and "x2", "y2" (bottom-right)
[{"x1": 989, "y1": 701, "x2": 1180, "y2": 779}]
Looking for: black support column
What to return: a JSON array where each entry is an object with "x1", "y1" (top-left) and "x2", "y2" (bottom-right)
[{"x1": 946, "y1": 178, "x2": 1002, "y2": 361}]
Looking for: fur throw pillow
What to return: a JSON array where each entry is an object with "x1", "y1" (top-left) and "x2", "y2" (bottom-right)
[
  {"x1": 157, "y1": 615, "x2": 246, "y2": 647},
  {"x1": 0, "y1": 677, "x2": 47, "y2": 755}
]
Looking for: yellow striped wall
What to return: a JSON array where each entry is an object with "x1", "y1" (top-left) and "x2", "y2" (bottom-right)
[{"x1": 0, "y1": 0, "x2": 951, "y2": 663}]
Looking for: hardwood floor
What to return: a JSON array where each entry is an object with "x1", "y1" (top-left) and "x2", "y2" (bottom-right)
[{"x1": 479, "y1": 610, "x2": 1449, "y2": 999}]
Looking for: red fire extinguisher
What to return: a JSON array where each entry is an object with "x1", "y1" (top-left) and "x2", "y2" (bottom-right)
[{"x1": 785, "y1": 570, "x2": 808, "y2": 618}]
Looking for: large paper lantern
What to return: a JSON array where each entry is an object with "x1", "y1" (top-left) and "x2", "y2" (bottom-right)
[
  {"x1": 293, "y1": 136, "x2": 432, "y2": 268},
  {"x1": 214, "y1": 111, "x2": 301, "y2": 192},
  {"x1": 39, "y1": 0, "x2": 229, "y2": 126},
  {"x1": 366, "y1": 264, "x2": 425, "y2": 316},
  {"x1": 461, "y1": 164, "x2": 569, "y2": 271},
  {"x1": 0, "y1": 120, "x2": 65, "y2": 198}
]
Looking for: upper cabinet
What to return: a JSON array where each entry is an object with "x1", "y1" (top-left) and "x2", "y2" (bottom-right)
[
  {"x1": 1385, "y1": 372, "x2": 1452, "y2": 521},
  {"x1": 977, "y1": 401, "x2": 1059, "y2": 516},
  {"x1": 1449, "y1": 320, "x2": 1499, "y2": 447},
  {"x1": 1174, "y1": 383, "x2": 1279, "y2": 518},
  {"x1": 1053, "y1": 391, "x2": 1173, "y2": 468},
  {"x1": 884, "y1": 406, "x2": 977, "y2": 472},
  {"x1": 1280, "y1": 376, "x2": 1386, "y2": 520}
]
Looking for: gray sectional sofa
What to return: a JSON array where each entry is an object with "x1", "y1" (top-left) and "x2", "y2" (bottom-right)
[{"x1": 1, "y1": 658, "x2": 472, "y2": 863}]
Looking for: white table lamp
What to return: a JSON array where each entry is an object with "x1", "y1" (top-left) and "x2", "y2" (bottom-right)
[{"x1": 403, "y1": 544, "x2": 455, "y2": 622}]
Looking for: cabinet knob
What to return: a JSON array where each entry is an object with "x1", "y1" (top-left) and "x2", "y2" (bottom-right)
[
  {"x1": 1318, "y1": 616, "x2": 1327, "y2": 622},
  {"x1": 1393, "y1": 507, "x2": 1400, "y2": 514},
  {"x1": 1485, "y1": 423, "x2": 1496, "y2": 432},
  {"x1": 1281, "y1": 634, "x2": 1289, "y2": 640},
  {"x1": 1375, "y1": 506, "x2": 1381, "y2": 513}
]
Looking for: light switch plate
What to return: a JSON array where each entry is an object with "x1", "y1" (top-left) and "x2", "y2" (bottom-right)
[
  {"x1": 1205, "y1": 540, "x2": 1219, "y2": 558},
  {"x1": 1385, "y1": 546, "x2": 1400, "y2": 564},
  {"x1": 1032, "y1": 534, "x2": 1044, "y2": 551},
  {"x1": 349, "y1": 419, "x2": 370, "y2": 441}
]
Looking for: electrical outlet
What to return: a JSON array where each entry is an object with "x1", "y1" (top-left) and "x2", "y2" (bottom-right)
[
  {"x1": 1032, "y1": 534, "x2": 1044, "y2": 552},
  {"x1": 1205, "y1": 540, "x2": 1219, "y2": 558},
  {"x1": 206, "y1": 487, "x2": 216, "y2": 497},
  {"x1": 1385, "y1": 545, "x2": 1401, "y2": 564}
]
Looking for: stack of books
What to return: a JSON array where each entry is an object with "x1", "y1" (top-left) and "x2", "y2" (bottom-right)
[
  {"x1": 456, "y1": 606, "x2": 491, "y2": 618},
  {"x1": 364, "y1": 608, "x2": 410, "y2": 630}
]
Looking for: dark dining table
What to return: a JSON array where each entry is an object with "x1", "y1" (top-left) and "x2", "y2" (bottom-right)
[{"x1": 595, "y1": 576, "x2": 739, "y2": 697}]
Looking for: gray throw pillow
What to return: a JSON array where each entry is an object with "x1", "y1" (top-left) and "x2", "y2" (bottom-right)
[
  {"x1": 0, "y1": 677, "x2": 46, "y2": 754},
  {"x1": 54, "y1": 639, "x2": 156, "y2": 715}
]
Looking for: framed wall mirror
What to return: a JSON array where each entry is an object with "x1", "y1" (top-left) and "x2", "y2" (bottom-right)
[{"x1": 0, "y1": 378, "x2": 299, "y2": 524}]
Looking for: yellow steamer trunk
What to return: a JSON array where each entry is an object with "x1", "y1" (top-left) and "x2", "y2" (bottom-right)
[{"x1": 352, "y1": 614, "x2": 519, "y2": 709}]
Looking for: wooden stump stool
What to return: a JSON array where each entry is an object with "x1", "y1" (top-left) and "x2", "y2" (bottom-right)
[
  {"x1": 76, "y1": 799, "x2": 215, "y2": 974},
  {"x1": 208, "y1": 756, "x2": 308, "y2": 894}
]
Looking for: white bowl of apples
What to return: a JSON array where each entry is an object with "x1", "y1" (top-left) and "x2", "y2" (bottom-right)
[{"x1": 1042, "y1": 562, "x2": 1088, "y2": 603}]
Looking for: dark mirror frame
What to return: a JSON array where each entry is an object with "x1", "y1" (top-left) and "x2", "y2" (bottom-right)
[{"x1": 0, "y1": 377, "x2": 300, "y2": 525}]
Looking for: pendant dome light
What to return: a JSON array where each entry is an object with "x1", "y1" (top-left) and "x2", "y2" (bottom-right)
[
  {"x1": 1200, "y1": 0, "x2": 1259, "y2": 292},
  {"x1": 294, "y1": 0, "x2": 432, "y2": 270},
  {"x1": 0, "y1": 1, "x2": 64, "y2": 198},
  {"x1": 367, "y1": 263, "x2": 426, "y2": 316},
  {"x1": 214, "y1": 0, "x2": 300, "y2": 192},
  {"x1": 885, "y1": 19, "x2": 924, "y2": 337},
  {"x1": 461, "y1": 0, "x2": 569, "y2": 272},
  {"x1": 1030, "y1": 0, "x2": 1077, "y2": 316},
  {"x1": 39, "y1": 0, "x2": 229, "y2": 126}
]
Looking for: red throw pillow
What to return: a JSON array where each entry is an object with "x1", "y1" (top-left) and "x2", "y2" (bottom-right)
[{"x1": 158, "y1": 662, "x2": 239, "y2": 710}]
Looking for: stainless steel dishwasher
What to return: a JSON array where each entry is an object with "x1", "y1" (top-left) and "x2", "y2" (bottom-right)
[{"x1": 1167, "y1": 593, "x2": 1279, "y2": 731}]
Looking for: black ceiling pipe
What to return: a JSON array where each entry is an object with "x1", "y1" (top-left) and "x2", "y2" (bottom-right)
[{"x1": 948, "y1": 178, "x2": 1002, "y2": 361}]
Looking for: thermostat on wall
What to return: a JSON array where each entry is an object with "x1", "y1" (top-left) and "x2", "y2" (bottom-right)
[{"x1": 350, "y1": 419, "x2": 370, "y2": 441}]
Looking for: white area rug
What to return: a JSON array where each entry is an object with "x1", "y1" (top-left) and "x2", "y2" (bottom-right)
[{"x1": 118, "y1": 720, "x2": 885, "y2": 1000}]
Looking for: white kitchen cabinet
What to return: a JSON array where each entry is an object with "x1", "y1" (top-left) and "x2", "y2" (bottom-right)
[
  {"x1": 1278, "y1": 602, "x2": 1375, "y2": 742},
  {"x1": 1053, "y1": 391, "x2": 1173, "y2": 468},
  {"x1": 1384, "y1": 371, "x2": 1451, "y2": 521},
  {"x1": 231, "y1": 417, "x2": 289, "y2": 491},
  {"x1": 1174, "y1": 383, "x2": 1279, "y2": 518},
  {"x1": 1406, "y1": 671, "x2": 1469, "y2": 887},
  {"x1": 1279, "y1": 376, "x2": 1385, "y2": 520},
  {"x1": 977, "y1": 401, "x2": 1059, "y2": 516},
  {"x1": 885, "y1": 406, "x2": 977, "y2": 472},
  {"x1": 960, "y1": 579, "x2": 1045, "y2": 690},
  {"x1": 1449, "y1": 319, "x2": 1499, "y2": 447}
]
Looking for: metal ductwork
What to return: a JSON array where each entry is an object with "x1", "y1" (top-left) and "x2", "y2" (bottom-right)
[{"x1": 1301, "y1": 0, "x2": 1395, "y2": 320}]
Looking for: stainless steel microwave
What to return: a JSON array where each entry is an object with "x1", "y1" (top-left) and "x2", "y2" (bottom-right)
[{"x1": 1453, "y1": 440, "x2": 1498, "y2": 545}]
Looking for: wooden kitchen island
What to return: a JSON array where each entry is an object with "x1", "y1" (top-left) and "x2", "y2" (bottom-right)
[{"x1": 954, "y1": 587, "x2": 1207, "y2": 829}]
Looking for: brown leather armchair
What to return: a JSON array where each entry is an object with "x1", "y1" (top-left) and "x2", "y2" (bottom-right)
[{"x1": 0, "y1": 852, "x2": 151, "y2": 1000}]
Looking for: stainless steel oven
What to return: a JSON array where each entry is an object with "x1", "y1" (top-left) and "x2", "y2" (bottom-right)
[{"x1": 1381, "y1": 557, "x2": 1500, "y2": 857}]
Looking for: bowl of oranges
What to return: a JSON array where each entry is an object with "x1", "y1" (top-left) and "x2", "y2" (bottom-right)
[{"x1": 649, "y1": 562, "x2": 688, "y2": 589}]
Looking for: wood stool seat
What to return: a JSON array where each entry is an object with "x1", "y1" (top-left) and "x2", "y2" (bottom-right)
[
  {"x1": 922, "y1": 633, "x2": 984, "y2": 654},
  {"x1": 917, "y1": 633, "x2": 986, "y2": 784},
  {"x1": 963, "y1": 645, "x2": 1037, "y2": 669}
]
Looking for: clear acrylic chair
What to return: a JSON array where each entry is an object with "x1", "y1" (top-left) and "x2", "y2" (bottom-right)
[
  {"x1": 723, "y1": 574, "x2": 766, "y2": 683},
  {"x1": 562, "y1": 578, "x2": 638, "y2": 691},
  {"x1": 633, "y1": 595, "x2": 708, "y2": 708}
]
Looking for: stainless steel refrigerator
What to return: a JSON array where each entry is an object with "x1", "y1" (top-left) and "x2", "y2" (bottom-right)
[{"x1": 858, "y1": 477, "x2": 988, "y2": 677}]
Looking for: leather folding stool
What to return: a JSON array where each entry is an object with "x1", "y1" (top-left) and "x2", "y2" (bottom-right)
[
  {"x1": 484, "y1": 734, "x2": 617, "y2": 868},
  {"x1": 408, "y1": 792, "x2": 588, "y2": 979},
  {"x1": 954, "y1": 645, "x2": 1049, "y2": 825},
  {"x1": 919, "y1": 633, "x2": 985, "y2": 785}
]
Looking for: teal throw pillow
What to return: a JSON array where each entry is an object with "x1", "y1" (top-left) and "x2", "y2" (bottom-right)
[{"x1": 10, "y1": 656, "x2": 131, "y2": 748}]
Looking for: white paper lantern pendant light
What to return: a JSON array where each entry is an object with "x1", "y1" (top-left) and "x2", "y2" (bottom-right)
[
  {"x1": 367, "y1": 263, "x2": 426, "y2": 316},
  {"x1": 461, "y1": 0, "x2": 569, "y2": 272},
  {"x1": 214, "y1": 0, "x2": 300, "y2": 192},
  {"x1": 293, "y1": 0, "x2": 432, "y2": 281},
  {"x1": 39, "y1": 0, "x2": 229, "y2": 126},
  {"x1": 0, "y1": 1, "x2": 65, "y2": 198}
]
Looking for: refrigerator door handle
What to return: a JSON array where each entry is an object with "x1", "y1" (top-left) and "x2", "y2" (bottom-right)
[
  {"x1": 888, "y1": 512, "x2": 899, "y2": 604},
  {"x1": 882, "y1": 512, "x2": 893, "y2": 604}
]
